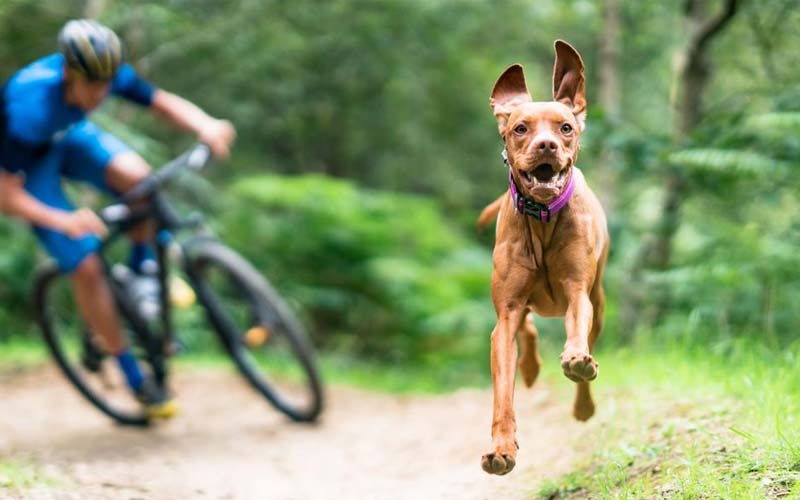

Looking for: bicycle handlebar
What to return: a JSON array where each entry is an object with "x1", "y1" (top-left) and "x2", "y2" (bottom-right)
[{"x1": 100, "y1": 143, "x2": 212, "y2": 224}]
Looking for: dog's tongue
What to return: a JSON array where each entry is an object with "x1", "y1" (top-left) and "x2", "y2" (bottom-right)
[{"x1": 533, "y1": 164, "x2": 555, "y2": 182}]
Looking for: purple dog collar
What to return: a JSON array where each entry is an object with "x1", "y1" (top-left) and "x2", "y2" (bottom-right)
[{"x1": 506, "y1": 156, "x2": 575, "y2": 223}]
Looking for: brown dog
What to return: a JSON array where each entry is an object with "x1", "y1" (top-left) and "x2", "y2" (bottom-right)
[{"x1": 478, "y1": 40, "x2": 609, "y2": 476}]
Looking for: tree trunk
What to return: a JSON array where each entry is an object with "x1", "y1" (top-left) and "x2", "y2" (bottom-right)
[
  {"x1": 599, "y1": 0, "x2": 621, "y2": 121},
  {"x1": 619, "y1": 0, "x2": 738, "y2": 337},
  {"x1": 655, "y1": 0, "x2": 738, "y2": 269},
  {"x1": 596, "y1": 0, "x2": 622, "y2": 215}
]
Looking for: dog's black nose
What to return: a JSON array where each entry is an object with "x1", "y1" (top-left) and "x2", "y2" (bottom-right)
[{"x1": 534, "y1": 138, "x2": 558, "y2": 153}]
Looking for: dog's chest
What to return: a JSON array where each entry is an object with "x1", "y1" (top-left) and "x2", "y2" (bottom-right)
[{"x1": 522, "y1": 262, "x2": 568, "y2": 317}]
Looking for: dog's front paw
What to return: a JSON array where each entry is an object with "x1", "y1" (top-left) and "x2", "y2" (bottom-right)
[
  {"x1": 560, "y1": 350, "x2": 598, "y2": 382},
  {"x1": 481, "y1": 436, "x2": 518, "y2": 475},
  {"x1": 481, "y1": 449, "x2": 516, "y2": 475}
]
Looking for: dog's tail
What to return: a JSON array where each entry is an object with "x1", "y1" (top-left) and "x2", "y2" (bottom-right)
[{"x1": 476, "y1": 194, "x2": 505, "y2": 231}]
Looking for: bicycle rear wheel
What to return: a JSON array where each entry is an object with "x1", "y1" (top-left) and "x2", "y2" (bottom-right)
[
  {"x1": 33, "y1": 262, "x2": 150, "y2": 426},
  {"x1": 183, "y1": 239, "x2": 323, "y2": 422}
]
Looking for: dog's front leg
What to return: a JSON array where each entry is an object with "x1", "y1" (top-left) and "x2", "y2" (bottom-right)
[
  {"x1": 560, "y1": 282, "x2": 598, "y2": 383},
  {"x1": 481, "y1": 305, "x2": 526, "y2": 475}
]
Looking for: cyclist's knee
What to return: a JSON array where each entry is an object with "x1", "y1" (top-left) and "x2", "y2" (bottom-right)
[
  {"x1": 71, "y1": 254, "x2": 104, "y2": 284},
  {"x1": 106, "y1": 151, "x2": 151, "y2": 193}
]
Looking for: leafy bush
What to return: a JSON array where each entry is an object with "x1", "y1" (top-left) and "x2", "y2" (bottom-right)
[
  {"x1": 217, "y1": 174, "x2": 495, "y2": 363},
  {"x1": 0, "y1": 219, "x2": 39, "y2": 339}
]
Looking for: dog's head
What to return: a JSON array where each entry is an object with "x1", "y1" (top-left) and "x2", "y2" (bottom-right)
[{"x1": 490, "y1": 40, "x2": 586, "y2": 203}]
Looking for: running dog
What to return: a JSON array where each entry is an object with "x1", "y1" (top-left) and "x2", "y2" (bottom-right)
[{"x1": 478, "y1": 40, "x2": 609, "y2": 476}]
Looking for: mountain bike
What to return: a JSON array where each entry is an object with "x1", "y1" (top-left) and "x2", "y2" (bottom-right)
[{"x1": 32, "y1": 144, "x2": 323, "y2": 426}]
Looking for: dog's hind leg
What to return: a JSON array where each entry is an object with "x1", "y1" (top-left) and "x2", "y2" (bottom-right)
[
  {"x1": 573, "y1": 284, "x2": 604, "y2": 421},
  {"x1": 518, "y1": 313, "x2": 542, "y2": 388},
  {"x1": 573, "y1": 381, "x2": 594, "y2": 421}
]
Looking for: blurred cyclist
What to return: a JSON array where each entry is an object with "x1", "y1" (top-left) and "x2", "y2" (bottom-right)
[{"x1": 0, "y1": 19, "x2": 235, "y2": 417}]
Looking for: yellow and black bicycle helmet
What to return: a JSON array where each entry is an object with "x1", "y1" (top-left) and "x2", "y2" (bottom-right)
[{"x1": 58, "y1": 19, "x2": 122, "y2": 81}]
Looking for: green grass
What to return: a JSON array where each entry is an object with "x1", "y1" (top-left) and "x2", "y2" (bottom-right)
[
  {"x1": 317, "y1": 354, "x2": 489, "y2": 393},
  {"x1": 0, "y1": 338, "x2": 49, "y2": 374},
  {"x1": 537, "y1": 339, "x2": 800, "y2": 499},
  {"x1": 0, "y1": 457, "x2": 60, "y2": 490},
  {"x1": 173, "y1": 349, "x2": 489, "y2": 393},
  {"x1": 0, "y1": 336, "x2": 489, "y2": 394}
]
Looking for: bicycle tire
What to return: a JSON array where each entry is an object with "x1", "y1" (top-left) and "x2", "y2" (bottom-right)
[
  {"x1": 33, "y1": 261, "x2": 150, "y2": 426},
  {"x1": 183, "y1": 239, "x2": 323, "y2": 422}
]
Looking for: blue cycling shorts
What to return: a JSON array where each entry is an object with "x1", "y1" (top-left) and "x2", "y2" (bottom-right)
[{"x1": 25, "y1": 120, "x2": 130, "y2": 273}]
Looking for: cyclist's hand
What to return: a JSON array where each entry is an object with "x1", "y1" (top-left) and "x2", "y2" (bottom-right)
[
  {"x1": 199, "y1": 119, "x2": 236, "y2": 160},
  {"x1": 58, "y1": 208, "x2": 108, "y2": 239}
]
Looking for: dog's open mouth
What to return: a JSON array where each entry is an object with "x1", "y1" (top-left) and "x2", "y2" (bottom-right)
[
  {"x1": 519, "y1": 163, "x2": 569, "y2": 197},
  {"x1": 533, "y1": 163, "x2": 556, "y2": 182}
]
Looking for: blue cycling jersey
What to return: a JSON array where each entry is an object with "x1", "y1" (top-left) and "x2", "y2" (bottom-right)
[{"x1": 0, "y1": 53, "x2": 156, "y2": 173}]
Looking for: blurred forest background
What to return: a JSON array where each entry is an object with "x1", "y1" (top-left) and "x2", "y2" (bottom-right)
[{"x1": 1, "y1": 0, "x2": 799, "y2": 377}]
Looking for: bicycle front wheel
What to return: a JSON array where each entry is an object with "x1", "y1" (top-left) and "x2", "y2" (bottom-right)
[{"x1": 183, "y1": 239, "x2": 323, "y2": 422}]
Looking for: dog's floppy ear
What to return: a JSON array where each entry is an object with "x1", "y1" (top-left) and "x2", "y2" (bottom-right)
[
  {"x1": 490, "y1": 64, "x2": 532, "y2": 137},
  {"x1": 552, "y1": 40, "x2": 586, "y2": 130}
]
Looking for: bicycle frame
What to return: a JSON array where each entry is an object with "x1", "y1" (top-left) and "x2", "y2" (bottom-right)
[{"x1": 94, "y1": 144, "x2": 213, "y2": 386}]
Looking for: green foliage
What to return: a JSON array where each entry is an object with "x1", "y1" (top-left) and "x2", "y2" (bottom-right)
[
  {"x1": 746, "y1": 112, "x2": 800, "y2": 132},
  {"x1": 622, "y1": 106, "x2": 800, "y2": 348},
  {"x1": 667, "y1": 148, "x2": 790, "y2": 177},
  {"x1": 218, "y1": 174, "x2": 494, "y2": 363},
  {"x1": 0, "y1": 220, "x2": 38, "y2": 338},
  {"x1": 0, "y1": 0, "x2": 799, "y2": 369}
]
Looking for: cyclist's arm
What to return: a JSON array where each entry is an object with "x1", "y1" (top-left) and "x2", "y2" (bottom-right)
[
  {"x1": 149, "y1": 89, "x2": 236, "y2": 159},
  {"x1": 0, "y1": 171, "x2": 106, "y2": 238},
  {"x1": 110, "y1": 64, "x2": 235, "y2": 158}
]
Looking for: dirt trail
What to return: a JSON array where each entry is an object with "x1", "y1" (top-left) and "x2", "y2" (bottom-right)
[{"x1": 1, "y1": 365, "x2": 599, "y2": 500}]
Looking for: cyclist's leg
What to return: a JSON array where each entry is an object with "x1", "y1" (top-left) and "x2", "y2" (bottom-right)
[
  {"x1": 24, "y1": 144, "x2": 129, "y2": 365},
  {"x1": 71, "y1": 256, "x2": 127, "y2": 353},
  {"x1": 61, "y1": 121, "x2": 155, "y2": 271},
  {"x1": 57, "y1": 125, "x2": 176, "y2": 415},
  {"x1": 35, "y1": 128, "x2": 135, "y2": 376},
  {"x1": 59, "y1": 122, "x2": 177, "y2": 410},
  {"x1": 106, "y1": 151, "x2": 155, "y2": 270}
]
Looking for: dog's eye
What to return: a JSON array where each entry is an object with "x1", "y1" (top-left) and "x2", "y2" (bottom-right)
[
  {"x1": 513, "y1": 124, "x2": 528, "y2": 135},
  {"x1": 560, "y1": 123, "x2": 573, "y2": 134}
]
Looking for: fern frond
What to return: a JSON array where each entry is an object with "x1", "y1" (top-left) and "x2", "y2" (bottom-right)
[
  {"x1": 744, "y1": 112, "x2": 800, "y2": 133},
  {"x1": 667, "y1": 148, "x2": 789, "y2": 176}
]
